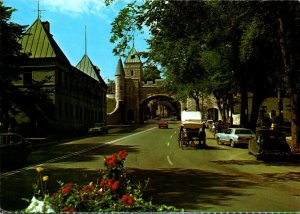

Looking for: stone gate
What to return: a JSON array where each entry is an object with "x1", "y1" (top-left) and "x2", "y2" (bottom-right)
[{"x1": 107, "y1": 47, "x2": 180, "y2": 124}]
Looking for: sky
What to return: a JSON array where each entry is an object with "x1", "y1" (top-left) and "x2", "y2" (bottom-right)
[{"x1": 4, "y1": 0, "x2": 149, "y2": 82}]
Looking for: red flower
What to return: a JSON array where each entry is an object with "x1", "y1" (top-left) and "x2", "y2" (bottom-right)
[
  {"x1": 121, "y1": 194, "x2": 135, "y2": 206},
  {"x1": 90, "y1": 183, "x2": 96, "y2": 191},
  {"x1": 111, "y1": 180, "x2": 120, "y2": 191},
  {"x1": 107, "y1": 179, "x2": 113, "y2": 189},
  {"x1": 81, "y1": 185, "x2": 90, "y2": 193},
  {"x1": 105, "y1": 154, "x2": 118, "y2": 166},
  {"x1": 61, "y1": 183, "x2": 73, "y2": 195},
  {"x1": 118, "y1": 150, "x2": 128, "y2": 160},
  {"x1": 63, "y1": 207, "x2": 76, "y2": 212},
  {"x1": 99, "y1": 178, "x2": 105, "y2": 187}
]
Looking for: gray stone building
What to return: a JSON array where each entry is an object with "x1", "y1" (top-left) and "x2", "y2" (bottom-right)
[{"x1": 13, "y1": 18, "x2": 107, "y2": 134}]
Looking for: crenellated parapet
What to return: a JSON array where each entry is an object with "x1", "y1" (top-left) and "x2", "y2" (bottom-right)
[{"x1": 141, "y1": 79, "x2": 164, "y2": 87}]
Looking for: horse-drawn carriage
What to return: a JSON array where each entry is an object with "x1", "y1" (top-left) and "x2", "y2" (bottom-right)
[{"x1": 178, "y1": 111, "x2": 206, "y2": 149}]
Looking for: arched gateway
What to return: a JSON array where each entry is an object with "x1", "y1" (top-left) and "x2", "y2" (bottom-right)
[{"x1": 107, "y1": 47, "x2": 180, "y2": 124}]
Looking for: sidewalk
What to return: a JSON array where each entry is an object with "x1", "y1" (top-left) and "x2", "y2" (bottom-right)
[{"x1": 26, "y1": 124, "x2": 137, "y2": 149}]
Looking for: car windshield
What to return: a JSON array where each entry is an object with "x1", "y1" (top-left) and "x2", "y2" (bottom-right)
[
  {"x1": 235, "y1": 129, "x2": 253, "y2": 134},
  {"x1": 94, "y1": 123, "x2": 104, "y2": 127}
]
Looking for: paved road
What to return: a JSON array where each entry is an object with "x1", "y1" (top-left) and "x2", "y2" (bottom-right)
[{"x1": 1, "y1": 122, "x2": 299, "y2": 212}]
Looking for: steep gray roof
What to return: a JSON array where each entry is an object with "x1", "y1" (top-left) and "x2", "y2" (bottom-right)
[
  {"x1": 124, "y1": 47, "x2": 141, "y2": 63},
  {"x1": 76, "y1": 54, "x2": 99, "y2": 81},
  {"x1": 18, "y1": 18, "x2": 70, "y2": 65}
]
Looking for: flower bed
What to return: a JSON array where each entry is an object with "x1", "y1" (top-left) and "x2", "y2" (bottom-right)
[{"x1": 24, "y1": 150, "x2": 180, "y2": 212}]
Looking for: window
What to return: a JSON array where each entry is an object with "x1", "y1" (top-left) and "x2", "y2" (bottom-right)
[{"x1": 131, "y1": 70, "x2": 134, "y2": 76}]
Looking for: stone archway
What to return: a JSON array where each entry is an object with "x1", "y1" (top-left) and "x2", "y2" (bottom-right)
[{"x1": 139, "y1": 95, "x2": 181, "y2": 123}]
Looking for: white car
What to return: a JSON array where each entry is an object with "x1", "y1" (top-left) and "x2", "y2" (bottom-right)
[
  {"x1": 215, "y1": 128, "x2": 255, "y2": 148},
  {"x1": 88, "y1": 123, "x2": 108, "y2": 135}
]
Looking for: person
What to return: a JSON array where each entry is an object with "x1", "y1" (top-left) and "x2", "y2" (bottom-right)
[
  {"x1": 198, "y1": 123, "x2": 206, "y2": 149},
  {"x1": 216, "y1": 120, "x2": 223, "y2": 133},
  {"x1": 211, "y1": 122, "x2": 216, "y2": 136}
]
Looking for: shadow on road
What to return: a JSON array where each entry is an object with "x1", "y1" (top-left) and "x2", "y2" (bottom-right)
[
  {"x1": 126, "y1": 168, "x2": 257, "y2": 211},
  {"x1": 2, "y1": 164, "x2": 299, "y2": 212},
  {"x1": 1, "y1": 166, "x2": 256, "y2": 212}
]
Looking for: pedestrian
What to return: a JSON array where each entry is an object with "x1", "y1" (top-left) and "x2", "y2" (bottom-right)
[{"x1": 198, "y1": 123, "x2": 206, "y2": 149}]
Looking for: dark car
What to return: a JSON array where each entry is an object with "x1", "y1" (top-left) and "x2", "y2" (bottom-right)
[
  {"x1": 88, "y1": 123, "x2": 108, "y2": 135},
  {"x1": 0, "y1": 133, "x2": 33, "y2": 165},
  {"x1": 248, "y1": 128, "x2": 291, "y2": 160}
]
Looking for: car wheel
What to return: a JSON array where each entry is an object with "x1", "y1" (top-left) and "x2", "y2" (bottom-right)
[
  {"x1": 230, "y1": 140, "x2": 235, "y2": 148},
  {"x1": 217, "y1": 137, "x2": 222, "y2": 145}
]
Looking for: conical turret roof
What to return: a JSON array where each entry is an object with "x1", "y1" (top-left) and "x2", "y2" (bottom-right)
[{"x1": 115, "y1": 58, "x2": 125, "y2": 76}]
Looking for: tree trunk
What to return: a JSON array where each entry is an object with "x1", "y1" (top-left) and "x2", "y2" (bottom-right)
[
  {"x1": 277, "y1": 84, "x2": 284, "y2": 124},
  {"x1": 248, "y1": 90, "x2": 264, "y2": 132},
  {"x1": 240, "y1": 73, "x2": 249, "y2": 128},
  {"x1": 278, "y1": 17, "x2": 299, "y2": 151}
]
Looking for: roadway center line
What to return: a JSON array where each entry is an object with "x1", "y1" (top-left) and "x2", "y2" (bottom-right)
[
  {"x1": 2, "y1": 126, "x2": 157, "y2": 177},
  {"x1": 167, "y1": 155, "x2": 174, "y2": 166}
]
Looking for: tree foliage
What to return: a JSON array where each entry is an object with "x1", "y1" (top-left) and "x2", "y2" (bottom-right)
[
  {"x1": 1, "y1": 2, "x2": 56, "y2": 134},
  {"x1": 0, "y1": 2, "x2": 27, "y2": 128},
  {"x1": 142, "y1": 63, "x2": 161, "y2": 82},
  {"x1": 107, "y1": 0, "x2": 300, "y2": 147}
]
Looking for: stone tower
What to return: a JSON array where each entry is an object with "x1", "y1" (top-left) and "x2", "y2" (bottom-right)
[
  {"x1": 124, "y1": 46, "x2": 142, "y2": 80},
  {"x1": 124, "y1": 47, "x2": 143, "y2": 123},
  {"x1": 115, "y1": 58, "x2": 125, "y2": 102}
]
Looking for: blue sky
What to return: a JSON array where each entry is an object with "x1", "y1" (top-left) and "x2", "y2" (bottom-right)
[{"x1": 4, "y1": 0, "x2": 149, "y2": 82}]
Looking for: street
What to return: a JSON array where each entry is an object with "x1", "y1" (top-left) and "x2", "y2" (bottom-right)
[{"x1": 1, "y1": 122, "x2": 300, "y2": 212}]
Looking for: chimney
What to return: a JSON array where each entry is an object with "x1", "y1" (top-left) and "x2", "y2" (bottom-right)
[
  {"x1": 94, "y1": 65, "x2": 100, "y2": 73},
  {"x1": 42, "y1": 21, "x2": 50, "y2": 33}
]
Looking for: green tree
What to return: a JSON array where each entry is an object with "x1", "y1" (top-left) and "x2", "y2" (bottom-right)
[
  {"x1": 107, "y1": 0, "x2": 300, "y2": 149},
  {"x1": 0, "y1": 1, "x2": 27, "y2": 129},
  {"x1": 270, "y1": 2, "x2": 300, "y2": 151},
  {"x1": 142, "y1": 63, "x2": 161, "y2": 82}
]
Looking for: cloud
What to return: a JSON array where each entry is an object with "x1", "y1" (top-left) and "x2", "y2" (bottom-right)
[{"x1": 40, "y1": 0, "x2": 107, "y2": 16}]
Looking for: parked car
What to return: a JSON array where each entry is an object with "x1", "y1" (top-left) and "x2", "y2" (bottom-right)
[
  {"x1": 0, "y1": 132, "x2": 32, "y2": 165},
  {"x1": 88, "y1": 123, "x2": 108, "y2": 135},
  {"x1": 248, "y1": 128, "x2": 292, "y2": 160},
  {"x1": 157, "y1": 119, "x2": 168, "y2": 128},
  {"x1": 215, "y1": 128, "x2": 255, "y2": 148}
]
